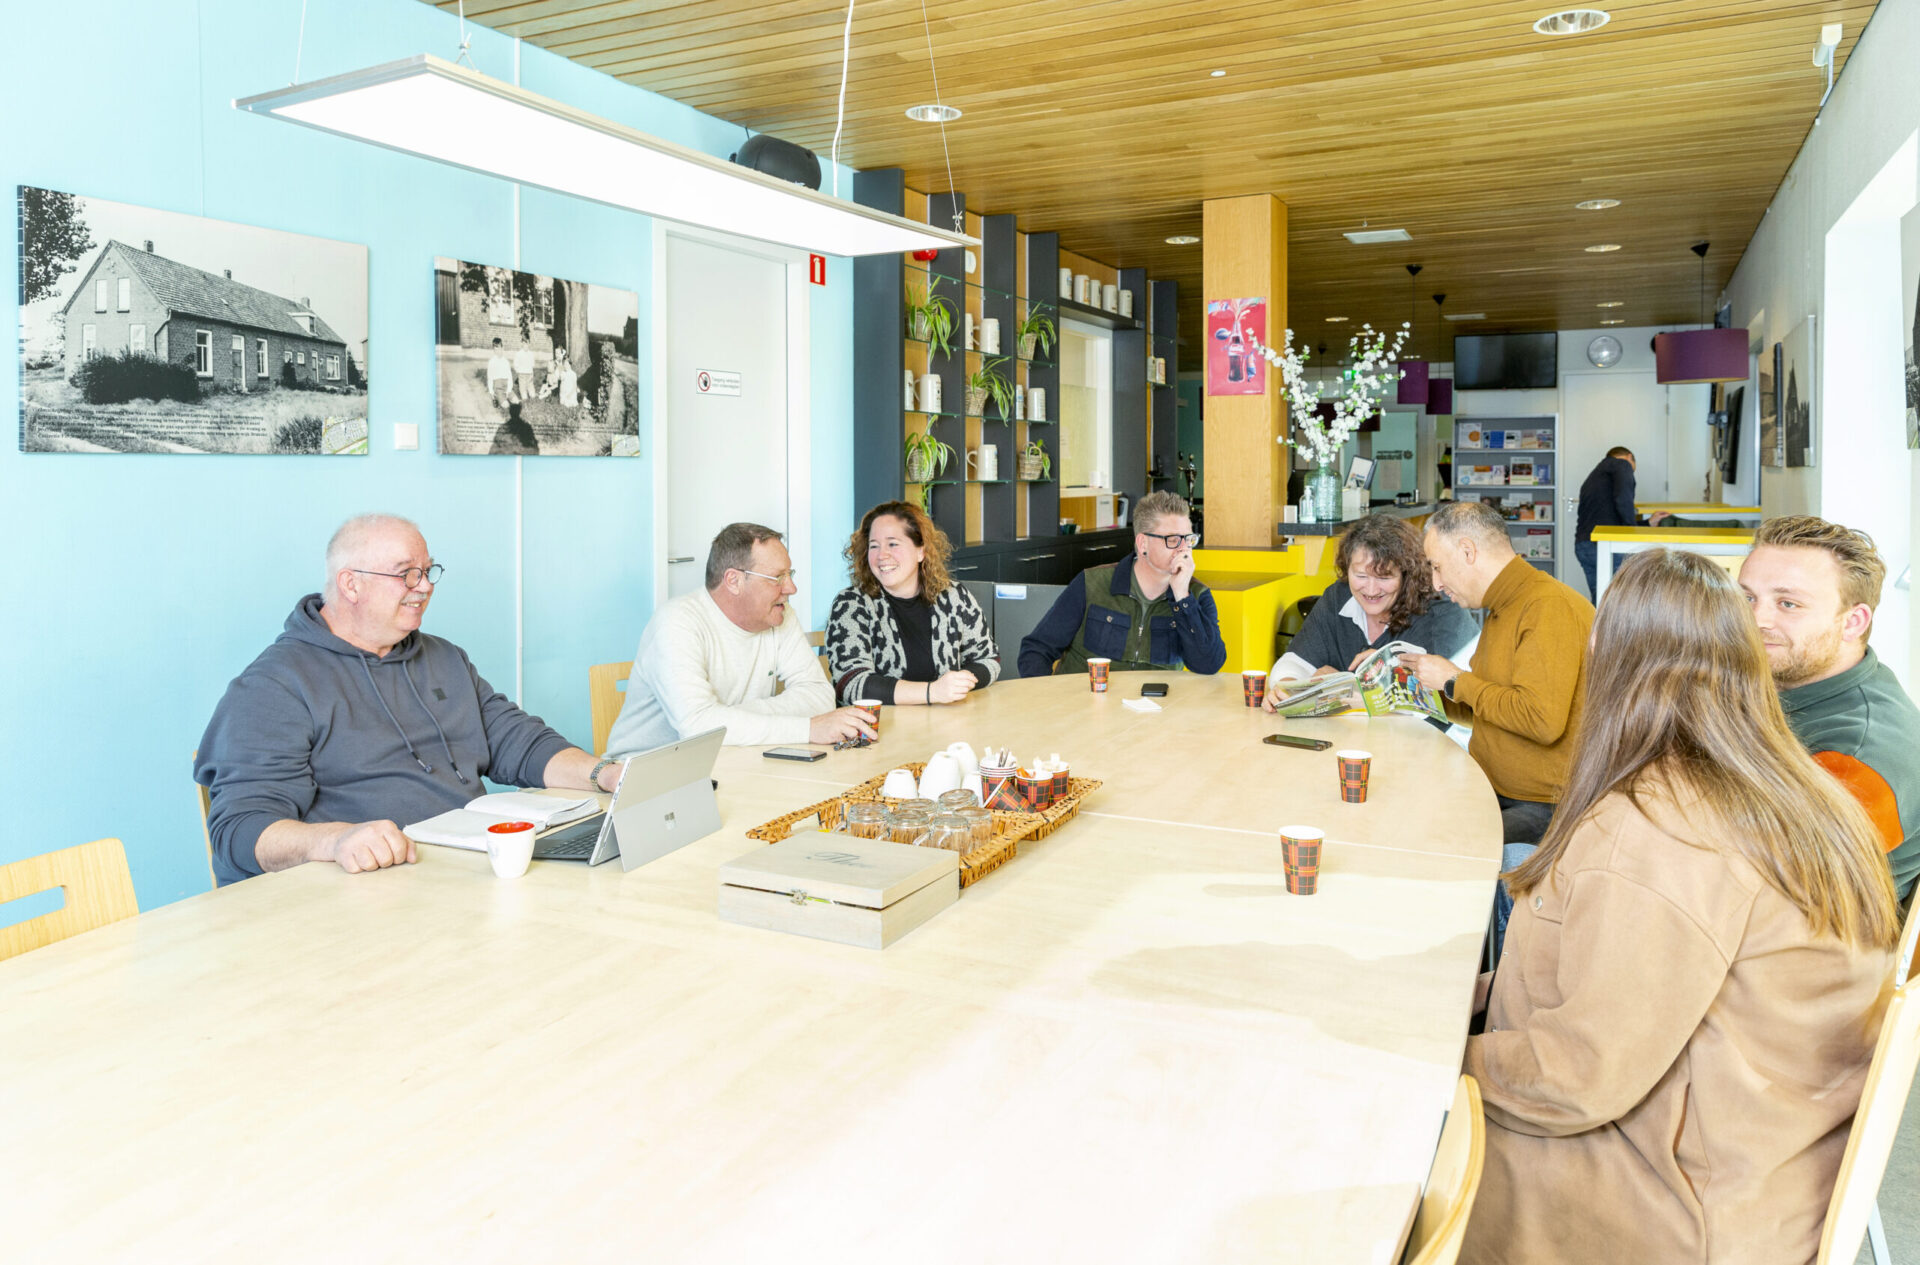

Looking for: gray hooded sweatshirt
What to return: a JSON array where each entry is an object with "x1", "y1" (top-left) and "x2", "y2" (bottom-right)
[{"x1": 195, "y1": 594, "x2": 573, "y2": 885}]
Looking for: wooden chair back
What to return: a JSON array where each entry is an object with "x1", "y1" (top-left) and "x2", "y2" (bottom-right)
[
  {"x1": 192, "y1": 749, "x2": 218, "y2": 888},
  {"x1": 0, "y1": 838, "x2": 140, "y2": 962},
  {"x1": 589, "y1": 660, "x2": 634, "y2": 755},
  {"x1": 1401, "y1": 1074, "x2": 1486, "y2": 1265},
  {"x1": 1816, "y1": 900, "x2": 1920, "y2": 1264}
]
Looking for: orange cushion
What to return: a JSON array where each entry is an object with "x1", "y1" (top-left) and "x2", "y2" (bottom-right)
[{"x1": 1812, "y1": 751, "x2": 1904, "y2": 854}]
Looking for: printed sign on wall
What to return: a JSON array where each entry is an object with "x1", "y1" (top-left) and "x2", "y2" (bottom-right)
[{"x1": 1206, "y1": 297, "x2": 1266, "y2": 397}]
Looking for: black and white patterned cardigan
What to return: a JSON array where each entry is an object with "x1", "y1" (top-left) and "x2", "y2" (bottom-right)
[{"x1": 825, "y1": 583, "x2": 1001, "y2": 704}]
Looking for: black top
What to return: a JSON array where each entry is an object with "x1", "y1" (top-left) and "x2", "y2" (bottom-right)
[
  {"x1": 863, "y1": 590, "x2": 994, "y2": 699},
  {"x1": 1283, "y1": 580, "x2": 1479, "y2": 672},
  {"x1": 1576, "y1": 455, "x2": 1639, "y2": 544}
]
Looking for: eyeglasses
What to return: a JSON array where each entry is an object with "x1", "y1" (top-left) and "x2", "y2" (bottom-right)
[
  {"x1": 352, "y1": 564, "x2": 444, "y2": 589},
  {"x1": 1145, "y1": 533, "x2": 1200, "y2": 550},
  {"x1": 740, "y1": 567, "x2": 798, "y2": 586}
]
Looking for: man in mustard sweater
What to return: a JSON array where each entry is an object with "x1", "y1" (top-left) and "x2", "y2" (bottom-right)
[{"x1": 1409, "y1": 500, "x2": 1595, "y2": 939}]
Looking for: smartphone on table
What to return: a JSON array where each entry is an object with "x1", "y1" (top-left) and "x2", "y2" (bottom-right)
[
  {"x1": 764, "y1": 747, "x2": 827, "y2": 762},
  {"x1": 1263, "y1": 734, "x2": 1331, "y2": 751},
  {"x1": 1141, "y1": 682, "x2": 1169, "y2": 697}
]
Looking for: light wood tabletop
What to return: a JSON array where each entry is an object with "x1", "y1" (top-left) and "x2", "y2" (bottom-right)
[{"x1": 0, "y1": 673, "x2": 1500, "y2": 1264}]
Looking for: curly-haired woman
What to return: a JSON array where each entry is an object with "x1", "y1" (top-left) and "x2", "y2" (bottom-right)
[
  {"x1": 1264, "y1": 512, "x2": 1477, "y2": 706},
  {"x1": 825, "y1": 501, "x2": 999, "y2": 706}
]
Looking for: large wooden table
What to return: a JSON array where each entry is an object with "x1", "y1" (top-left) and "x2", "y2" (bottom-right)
[{"x1": 0, "y1": 673, "x2": 1499, "y2": 1263}]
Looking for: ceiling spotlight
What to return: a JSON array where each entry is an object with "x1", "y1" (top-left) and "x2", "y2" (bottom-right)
[
  {"x1": 1442, "y1": 313, "x2": 1486, "y2": 321},
  {"x1": 1596, "y1": 300, "x2": 1624, "y2": 307},
  {"x1": 1812, "y1": 23, "x2": 1843, "y2": 67},
  {"x1": 1533, "y1": 9, "x2": 1611, "y2": 35},
  {"x1": 1575, "y1": 198, "x2": 1621, "y2": 210},
  {"x1": 1600, "y1": 318, "x2": 1625, "y2": 326},
  {"x1": 1209, "y1": 69, "x2": 1226, "y2": 78},
  {"x1": 905, "y1": 103, "x2": 962, "y2": 123},
  {"x1": 1165, "y1": 234, "x2": 1200, "y2": 245},
  {"x1": 1343, "y1": 228, "x2": 1412, "y2": 244},
  {"x1": 1585, "y1": 243, "x2": 1622, "y2": 253},
  {"x1": 1325, "y1": 316, "x2": 1349, "y2": 323}
]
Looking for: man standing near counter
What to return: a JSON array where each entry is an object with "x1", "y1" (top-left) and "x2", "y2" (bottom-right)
[
  {"x1": 1574, "y1": 446, "x2": 1670, "y2": 599},
  {"x1": 1408, "y1": 500, "x2": 1594, "y2": 940},
  {"x1": 1018, "y1": 491, "x2": 1227, "y2": 678}
]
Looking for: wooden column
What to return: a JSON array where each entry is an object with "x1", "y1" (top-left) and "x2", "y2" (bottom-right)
[{"x1": 1201, "y1": 194, "x2": 1289, "y2": 547}]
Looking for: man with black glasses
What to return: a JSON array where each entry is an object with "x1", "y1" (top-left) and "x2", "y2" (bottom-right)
[
  {"x1": 195, "y1": 513, "x2": 618, "y2": 885},
  {"x1": 1019, "y1": 490, "x2": 1227, "y2": 678}
]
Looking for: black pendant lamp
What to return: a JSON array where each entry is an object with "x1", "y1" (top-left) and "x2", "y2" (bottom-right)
[{"x1": 1397, "y1": 263, "x2": 1429, "y2": 405}]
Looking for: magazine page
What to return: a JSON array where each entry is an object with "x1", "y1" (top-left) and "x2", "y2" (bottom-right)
[{"x1": 1268, "y1": 671, "x2": 1362, "y2": 718}]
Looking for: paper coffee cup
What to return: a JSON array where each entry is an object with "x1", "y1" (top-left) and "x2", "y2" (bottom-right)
[
  {"x1": 1336, "y1": 750, "x2": 1373, "y2": 804},
  {"x1": 853, "y1": 698, "x2": 882, "y2": 731},
  {"x1": 1279, "y1": 825, "x2": 1324, "y2": 895},
  {"x1": 1088, "y1": 658, "x2": 1111, "y2": 693},
  {"x1": 1242, "y1": 668, "x2": 1268, "y2": 707}
]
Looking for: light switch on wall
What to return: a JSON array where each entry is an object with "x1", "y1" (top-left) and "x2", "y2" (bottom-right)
[{"x1": 393, "y1": 423, "x2": 419, "y2": 451}]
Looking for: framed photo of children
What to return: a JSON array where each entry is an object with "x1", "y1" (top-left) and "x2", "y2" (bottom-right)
[
  {"x1": 1205, "y1": 297, "x2": 1266, "y2": 396},
  {"x1": 433, "y1": 258, "x2": 639, "y2": 456},
  {"x1": 17, "y1": 185, "x2": 368, "y2": 455}
]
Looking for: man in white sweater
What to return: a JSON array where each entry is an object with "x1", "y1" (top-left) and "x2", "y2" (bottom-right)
[{"x1": 605, "y1": 523, "x2": 877, "y2": 754}]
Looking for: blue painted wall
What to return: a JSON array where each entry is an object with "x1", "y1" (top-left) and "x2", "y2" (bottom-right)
[{"x1": 0, "y1": 0, "x2": 857, "y2": 911}]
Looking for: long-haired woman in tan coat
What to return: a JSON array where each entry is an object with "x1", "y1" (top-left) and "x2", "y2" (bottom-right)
[{"x1": 1461, "y1": 548, "x2": 1901, "y2": 1264}]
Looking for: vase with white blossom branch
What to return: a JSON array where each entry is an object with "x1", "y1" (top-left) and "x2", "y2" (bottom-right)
[{"x1": 1252, "y1": 321, "x2": 1412, "y2": 516}]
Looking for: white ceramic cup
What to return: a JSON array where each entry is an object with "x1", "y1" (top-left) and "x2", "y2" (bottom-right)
[
  {"x1": 1102, "y1": 283, "x2": 1118, "y2": 313},
  {"x1": 963, "y1": 772, "x2": 985, "y2": 803},
  {"x1": 904, "y1": 370, "x2": 916, "y2": 410},
  {"x1": 1028, "y1": 388, "x2": 1046, "y2": 422},
  {"x1": 919, "y1": 372, "x2": 942, "y2": 414},
  {"x1": 919, "y1": 753, "x2": 961, "y2": 799},
  {"x1": 946, "y1": 741, "x2": 979, "y2": 778},
  {"x1": 1074, "y1": 274, "x2": 1091, "y2": 305},
  {"x1": 882, "y1": 768, "x2": 919, "y2": 798},
  {"x1": 982, "y1": 317, "x2": 1000, "y2": 354},
  {"x1": 1059, "y1": 266, "x2": 1073, "y2": 298},
  {"x1": 1119, "y1": 289, "x2": 1134, "y2": 318},
  {"x1": 485, "y1": 823, "x2": 537, "y2": 879}
]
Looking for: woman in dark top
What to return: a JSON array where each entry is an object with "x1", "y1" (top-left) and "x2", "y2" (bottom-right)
[
  {"x1": 826, "y1": 501, "x2": 1000, "y2": 706},
  {"x1": 1263, "y1": 512, "x2": 1477, "y2": 708}
]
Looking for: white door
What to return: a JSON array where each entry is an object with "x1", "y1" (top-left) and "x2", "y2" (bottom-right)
[
  {"x1": 1562, "y1": 370, "x2": 1668, "y2": 598},
  {"x1": 663, "y1": 235, "x2": 790, "y2": 600}
]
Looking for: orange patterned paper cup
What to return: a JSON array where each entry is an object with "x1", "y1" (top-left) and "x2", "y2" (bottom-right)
[
  {"x1": 1242, "y1": 669, "x2": 1268, "y2": 706},
  {"x1": 981, "y1": 764, "x2": 1022, "y2": 812},
  {"x1": 1088, "y1": 658, "x2": 1111, "y2": 693},
  {"x1": 1279, "y1": 825, "x2": 1325, "y2": 895},
  {"x1": 1336, "y1": 749, "x2": 1372, "y2": 804},
  {"x1": 853, "y1": 699, "x2": 882, "y2": 731}
]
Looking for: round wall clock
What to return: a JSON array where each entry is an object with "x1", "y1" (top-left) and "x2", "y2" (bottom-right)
[{"x1": 1587, "y1": 335, "x2": 1624, "y2": 368}]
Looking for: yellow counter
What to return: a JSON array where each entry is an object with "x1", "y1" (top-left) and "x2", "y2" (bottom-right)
[
  {"x1": 1193, "y1": 543, "x2": 1343, "y2": 673},
  {"x1": 1591, "y1": 524, "x2": 1755, "y2": 602}
]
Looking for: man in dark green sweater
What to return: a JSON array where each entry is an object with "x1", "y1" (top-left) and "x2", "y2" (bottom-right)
[{"x1": 1739, "y1": 515, "x2": 1920, "y2": 901}]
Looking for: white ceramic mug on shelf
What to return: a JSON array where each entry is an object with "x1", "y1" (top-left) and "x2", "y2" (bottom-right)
[
  {"x1": 1119, "y1": 289, "x2": 1134, "y2": 318},
  {"x1": 1059, "y1": 267, "x2": 1073, "y2": 298},
  {"x1": 905, "y1": 370, "x2": 916, "y2": 410},
  {"x1": 982, "y1": 317, "x2": 1000, "y2": 354},
  {"x1": 1028, "y1": 387, "x2": 1046, "y2": 422},
  {"x1": 919, "y1": 372, "x2": 942, "y2": 414},
  {"x1": 1074, "y1": 275, "x2": 1091, "y2": 305},
  {"x1": 969, "y1": 445, "x2": 999, "y2": 481},
  {"x1": 1102, "y1": 283, "x2": 1118, "y2": 313}
]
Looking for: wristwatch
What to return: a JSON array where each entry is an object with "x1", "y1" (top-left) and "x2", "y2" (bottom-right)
[
  {"x1": 590, "y1": 755, "x2": 620, "y2": 790},
  {"x1": 1443, "y1": 675, "x2": 1459, "y2": 701}
]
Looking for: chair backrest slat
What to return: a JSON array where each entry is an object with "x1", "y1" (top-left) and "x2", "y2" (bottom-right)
[
  {"x1": 1402, "y1": 1074, "x2": 1486, "y2": 1265},
  {"x1": 588, "y1": 660, "x2": 634, "y2": 756},
  {"x1": 0, "y1": 838, "x2": 139, "y2": 962}
]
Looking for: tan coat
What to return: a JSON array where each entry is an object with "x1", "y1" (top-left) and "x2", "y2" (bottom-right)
[{"x1": 1462, "y1": 789, "x2": 1893, "y2": 1264}]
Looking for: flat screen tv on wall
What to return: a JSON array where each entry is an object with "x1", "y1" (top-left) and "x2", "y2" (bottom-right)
[{"x1": 1453, "y1": 333, "x2": 1558, "y2": 390}]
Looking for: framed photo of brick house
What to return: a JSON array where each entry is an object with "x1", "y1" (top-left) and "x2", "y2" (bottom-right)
[
  {"x1": 17, "y1": 186, "x2": 368, "y2": 454},
  {"x1": 434, "y1": 257, "x2": 639, "y2": 456}
]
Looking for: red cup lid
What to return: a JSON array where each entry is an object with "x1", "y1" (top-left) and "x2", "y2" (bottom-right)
[{"x1": 487, "y1": 821, "x2": 536, "y2": 834}]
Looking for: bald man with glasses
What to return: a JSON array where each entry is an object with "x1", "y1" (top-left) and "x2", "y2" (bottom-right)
[
  {"x1": 1018, "y1": 490, "x2": 1227, "y2": 678},
  {"x1": 194, "y1": 513, "x2": 619, "y2": 885}
]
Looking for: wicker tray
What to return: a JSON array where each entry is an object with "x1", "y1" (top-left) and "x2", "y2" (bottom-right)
[{"x1": 746, "y1": 762, "x2": 1101, "y2": 888}]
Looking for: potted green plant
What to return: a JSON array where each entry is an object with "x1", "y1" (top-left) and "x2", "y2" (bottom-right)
[
  {"x1": 905, "y1": 285, "x2": 958, "y2": 359},
  {"x1": 965, "y1": 357, "x2": 1014, "y2": 418},
  {"x1": 1018, "y1": 438, "x2": 1051, "y2": 481},
  {"x1": 1017, "y1": 306, "x2": 1057, "y2": 361},
  {"x1": 905, "y1": 429, "x2": 954, "y2": 485}
]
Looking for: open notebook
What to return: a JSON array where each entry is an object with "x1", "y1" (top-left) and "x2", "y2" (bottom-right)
[{"x1": 405, "y1": 792, "x2": 597, "y2": 851}]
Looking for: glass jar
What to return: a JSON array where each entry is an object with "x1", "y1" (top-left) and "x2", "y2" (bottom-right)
[
  {"x1": 937, "y1": 788, "x2": 980, "y2": 812},
  {"x1": 843, "y1": 802, "x2": 887, "y2": 840},
  {"x1": 898, "y1": 798, "x2": 938, "y2": 815},
  {"x1": 929, "y1": 813, "x2": 974, "y2": 853},
  {"x1": 886, "y1": 808, "x2": 932, "y2": 845}
]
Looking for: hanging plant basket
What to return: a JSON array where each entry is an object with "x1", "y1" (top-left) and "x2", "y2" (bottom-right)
[
  {"x1": 965, "y1": 386, "x2": 988, "y2": 417},
  {"x1": 906, "y1": 447, "x2": 935, "y2": 483},
  {"x1": 1019, "y1": 332, "x2": 1038, "y2": 360}
]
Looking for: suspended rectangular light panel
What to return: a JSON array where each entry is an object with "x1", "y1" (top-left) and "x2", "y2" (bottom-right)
[{"x1": 236, "y1": 56, "x2": 975, "y2": 258}]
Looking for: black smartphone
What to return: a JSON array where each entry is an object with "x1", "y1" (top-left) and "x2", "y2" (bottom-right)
[
  {"x1": 1141, "y1": 682, "x2": 1169, "y2": 697},
  {"x1": 1264, "y1": 734, "x2": 1332, "y2": 751},
  {"x1": 764, "y1": 747, "x2": 827, "y2": 762}
]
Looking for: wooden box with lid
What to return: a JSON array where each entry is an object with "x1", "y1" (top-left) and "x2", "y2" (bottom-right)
[{"x1": 718, "y1": 832, "x2": 959, "y2": 949}]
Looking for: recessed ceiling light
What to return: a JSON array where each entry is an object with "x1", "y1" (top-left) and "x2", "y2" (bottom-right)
[
  {"x1": 1576, "y1": 198, "x2": 1621, "y2": 210},
  {"x1": 1209, "y1": 69, "x2": 1226, "y2": 78},
  {"x1": 1165, "y1": 234, "x2": 1200, "y2": 245},
  {"x1": 1325, "y1": 316, "x2": 1349, "y2": 323},
  {"x1": 1343, "y1": 228, "x2": 1412, "y2": 244},
  {"x1": 1442, "y1": 313, "x2": 1486, "y2": 321},
  {"x1": 1596, "y1": 300, "x2": 1624, "y2": 307},
  {"x1": 1600, "y1": 318, "x2": 1625, "y2": 325},
  {"x1": 1585, "y1": 243, "x2": 1622, "y2": 253},
  {"x1": 1533, "y1": 9, "x2": 1611, "y2": 36},
  {"x1": 905, "y1": 103, "x2": 962, "y2": 123}
]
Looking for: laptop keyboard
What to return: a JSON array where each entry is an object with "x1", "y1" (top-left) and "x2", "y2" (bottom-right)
[{"x1": 536, "y1": 815, "x2": 605, "y2": 859}]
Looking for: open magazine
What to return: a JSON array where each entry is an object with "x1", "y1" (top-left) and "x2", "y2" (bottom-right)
[{"x1": 1268, "y1": 640, "x2": 1451, "y2": 721}]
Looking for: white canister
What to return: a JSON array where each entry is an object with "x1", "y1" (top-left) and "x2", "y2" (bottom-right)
[
  {"x1": 1059, "y1": 267, "x2": 1073, "y2": 298},
  {"x1": 919, "y1": 372, "x2": 942, "y2": 414},
  {"x1": 964, "y1": 311, "x2": 975, "y2": 350},
  {"x1": 1102, "y1": 283, "x2": 1118, "y2": 313},
  {"x1": 905, "y1": 369, "x2": 917, "y2": 410},
  {"x1": 1074, "y1": 274, "x2": 1091, "y2": 305},
  {"x1": 982, "y1": 317, "x2": 1000, "y2": 354},
  {"x1": 1028, "y1": 387, "x2": 1046, "y2": 422},
  {"x1": 1014, "y1": 385, "x2": 1026, "y2": 421},
  {"x1": 1119, "y1": 288, "x2": 1134, "y2": 318}
]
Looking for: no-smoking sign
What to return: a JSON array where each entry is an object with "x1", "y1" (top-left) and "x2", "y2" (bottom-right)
[{"x1": 695, "y1": 368, "x2": 743, "y2": 397}]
